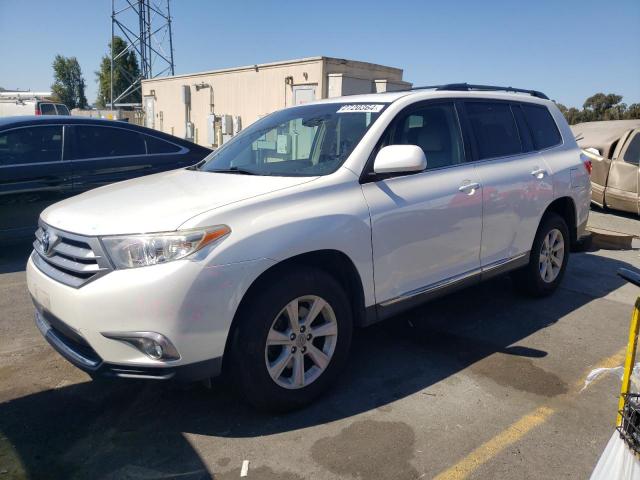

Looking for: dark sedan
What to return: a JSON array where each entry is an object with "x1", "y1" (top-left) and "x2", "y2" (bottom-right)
[{"x1": 0, "y1": 116, "x2": 211, "y2": 241}]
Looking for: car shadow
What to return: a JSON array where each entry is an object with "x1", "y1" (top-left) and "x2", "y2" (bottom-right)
[
  {"x1": 591, "y1": 204, "x2": 639, "y2": 222},
  {"x1": 0, "y1": 249, "x2": 637, "y2": 479}
]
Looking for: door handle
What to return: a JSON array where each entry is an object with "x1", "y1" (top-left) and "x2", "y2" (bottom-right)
[
  {"x1": 531, "y1": 168, "x2": 547, "y2": 179},
  {"x1": 458, "y1": 182, "x2": 481, "y2": 195}
]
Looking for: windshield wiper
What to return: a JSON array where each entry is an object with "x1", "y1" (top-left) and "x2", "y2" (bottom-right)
[{"x1": 208, "y1": 166, "x2": 259, "y2": 175}]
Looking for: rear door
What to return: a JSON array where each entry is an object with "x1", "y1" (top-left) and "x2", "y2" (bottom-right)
[
  {"x1": 68, "y1": 124, "x2": 149, "y2": 193},
  {"x1": 606, "y1": 129, "x2": 640, "y2": 214},
  {"x1": 0, "y1": 125, "x2": 72, "y2": 237},
  {"x1": 463, "y1": 101, "x2": 554, "y2": 267}
]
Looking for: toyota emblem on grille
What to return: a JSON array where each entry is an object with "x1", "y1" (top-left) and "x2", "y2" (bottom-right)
[{"x1": 41, "y1": 229, "x2": 54, "y2": 256}]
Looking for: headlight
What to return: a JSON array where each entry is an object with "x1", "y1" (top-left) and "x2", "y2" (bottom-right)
[{"x1": 101, "y1": 225, "x2": 230, "y2": 269}]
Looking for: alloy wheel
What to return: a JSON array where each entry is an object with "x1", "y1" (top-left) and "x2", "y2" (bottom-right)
[
  {"x1": 539, "y1": 228, "x2": 565, "y2": 283},
  {"x1": 264, "y1": 295, "x2": 338, "y2": 389}
]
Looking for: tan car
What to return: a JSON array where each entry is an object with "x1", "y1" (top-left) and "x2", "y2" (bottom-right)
[{"x1": 572, "y1": 120, "x2": 640, "y2": 215}]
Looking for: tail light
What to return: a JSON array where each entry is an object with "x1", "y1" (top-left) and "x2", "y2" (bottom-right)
[
  {"x1": 34, "y1": 105, "x2": 41, "y2": 115},
  {"x1": 580, "y1": 153, "x2": 592, "y2": 175}
]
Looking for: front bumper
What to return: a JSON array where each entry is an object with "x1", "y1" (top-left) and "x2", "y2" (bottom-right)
[
  {"x1": 34, "y1": 304, "x2": 221, "y2": 380},
  {"x1": 27, "y1": 251, "x2": 274, "y2": 379}
]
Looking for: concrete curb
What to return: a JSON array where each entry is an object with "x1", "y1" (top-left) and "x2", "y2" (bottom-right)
[{"x1": 587, "y1": 227, "x2": 636, "y2": 250}]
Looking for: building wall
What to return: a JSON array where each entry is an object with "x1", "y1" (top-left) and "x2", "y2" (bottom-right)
[{"x1": 141, "y1": 57, "x2": 407, "y2": 147}]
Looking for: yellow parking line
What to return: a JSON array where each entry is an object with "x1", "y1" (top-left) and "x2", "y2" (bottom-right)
[
  {"x1": 433, "y1": 405, "x2": 554, "y2": 480},
  {"x1": 433, "y1": 347, "x2": 627, "y2": 480}
]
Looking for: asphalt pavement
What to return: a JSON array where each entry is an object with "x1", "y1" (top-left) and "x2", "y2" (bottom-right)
[{"x1": 1, "y1": 213, "x2": 640, "y2": 479}]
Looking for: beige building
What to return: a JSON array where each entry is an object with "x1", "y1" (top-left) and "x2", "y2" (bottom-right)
[{"x1": 141, "y1": 56, "x2": 411, "y2": 147}]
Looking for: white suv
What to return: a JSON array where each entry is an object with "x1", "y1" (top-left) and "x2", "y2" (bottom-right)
[{"x1": 27, "y1": 84, "x2": 591, "y2": 410}]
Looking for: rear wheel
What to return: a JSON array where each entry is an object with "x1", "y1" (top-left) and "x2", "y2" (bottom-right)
[
  {"x1": 229, "y1": 268, "x2": 352, "y2": 411},
  {"x1": 513, "y1": 213, "x2": 570, "y2": 297}
]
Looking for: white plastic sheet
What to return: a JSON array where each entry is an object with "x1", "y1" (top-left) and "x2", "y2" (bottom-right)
[
  {"x1": 582, "y1": 363, "x2": 640, "y2": 393},
  {"x1": 591, "y1": 431, "x2": 640, "y2": 479}
]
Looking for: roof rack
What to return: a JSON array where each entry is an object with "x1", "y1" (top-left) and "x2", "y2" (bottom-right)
[{"x1": 406, "y1": 83, "x2": 549, "y2": 100}]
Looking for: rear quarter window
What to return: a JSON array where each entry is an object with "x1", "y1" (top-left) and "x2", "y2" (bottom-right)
[
  {"x1": 144, "y1": 135, "x2": 182, "y2": 154},
  {"x1": 55, "y1": 104, "x2": 70, "y2": 115},
  {"x1": 521, "y1": 104, "x2": 562, "y2": 150}
]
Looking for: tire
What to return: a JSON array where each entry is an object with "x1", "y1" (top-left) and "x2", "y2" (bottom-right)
[
  {"x1": 513, "y1": 212, "x2": 570, "y2": 297},
  {"x1": 228, "y1": 267, "x2": 353, "y2": 412}
]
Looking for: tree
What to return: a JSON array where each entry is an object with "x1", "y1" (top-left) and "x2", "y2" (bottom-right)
[
  {"x1": 51, "y1": 55, "x2": 87, "y2": 109},
  {"x1": 583, "y1": 93, "x2": 623, "y2": 117},
  {"x1": 95, "y1": 36, "x2": 141, "y2": 108},
  {"x1": 558, "y1": 92, "x2": 640, "y2": 124},
  {"x1": 624, "y1": 104, "x2": 640, "y2": 120}
]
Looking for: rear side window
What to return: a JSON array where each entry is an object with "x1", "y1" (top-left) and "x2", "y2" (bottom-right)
[
  {"x1": 623, "y1": 133, "x2": 640, "y2": 165},
  {"x1": 465, "y1": 102, "x2": 522, "y2": 159},
  {"x1": 144, "y1": 135, "x2": 181, "y2": 154},
  {"x1": 72, "y1": 126, "x2": 145, "y2": 159},
  {"x1": 521, "y1": 104, "x2": 562, "y2": 150},
  {"x1": 39, "y1": 103, "x2": 56, "y2": 115},
  {"x1": 55, "y1": 104, "x2": 70, "y2": 115},
  {"x1": 391, "y1": 103, "x2": 465, "y2": 170},
  {"x1": 511, "y1": 105, "x2": 534, "y2": 152},
  {"x1": 0, "y1": 126, "x2": 63, "y2": 165}
]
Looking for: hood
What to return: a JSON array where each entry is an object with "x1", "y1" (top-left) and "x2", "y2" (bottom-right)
[{"x1": 42, "y1": 169, "x2": 317, "y2": 235}]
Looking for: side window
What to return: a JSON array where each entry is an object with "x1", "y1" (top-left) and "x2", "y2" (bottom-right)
[
  {"x1": 55, "y1": 104, "x2": 70, "y2": 116},
  {"x1": 391, "y1": 103, "x2": 464, "y2": 169},
  {"x1": 623, "y1": 133, "x2": 640, "y2": 166},
  {"x1": 465, "y1": 102, "x2": 522, "y2": 159},
  {"x1": 144, "y1": 135, "x2": 182, "y2": 154},
  {"x1": 511, "y1": 105, "x2": 534, "y2": 152},
  {"x1": 521, "y1": 104, "x2": 562, "y2": 150},
  {"x1": 40, "y1": 103, "x2": 56, "y2": 115},
  {"x1": 72, "y1": 126, "x2": 145, "y2": 159},
  {"x1": 0, "y1": 126, "x2": 63, "y2": 166}
]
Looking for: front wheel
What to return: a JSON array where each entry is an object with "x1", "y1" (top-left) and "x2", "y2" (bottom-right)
[
  {"x1": 229, "y1": 268, "x2": 352, "y2": 411},
  {"x1": 513, "y1": 213, "x2": 570, "y2": 297}
]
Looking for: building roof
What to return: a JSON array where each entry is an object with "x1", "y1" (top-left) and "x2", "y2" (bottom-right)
[{"x1": 141, "y1": 56, "x2": 403, "y2": 83}]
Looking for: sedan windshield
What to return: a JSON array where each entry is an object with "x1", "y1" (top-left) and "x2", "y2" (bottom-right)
[{"x1": 198, "y1": 102, "x2": 386, "y2": 176}]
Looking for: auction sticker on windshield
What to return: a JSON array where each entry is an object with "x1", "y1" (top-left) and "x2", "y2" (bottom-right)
[{"x1": 337, "y1": 104, "x2": 385, "y2": 113}]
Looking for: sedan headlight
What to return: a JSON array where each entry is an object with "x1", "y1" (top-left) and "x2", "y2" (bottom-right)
[{"x1": 101, "y1": 225, "x2": 230, "y2": 269}]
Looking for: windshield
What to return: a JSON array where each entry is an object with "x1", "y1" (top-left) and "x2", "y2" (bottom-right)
[{"x1": 198, "y1": 102, "x2": 387, "y2": 176}]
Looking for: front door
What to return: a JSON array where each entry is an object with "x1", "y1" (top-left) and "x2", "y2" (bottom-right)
[
  {"x1": 606, "y1": 129, "x2": 640, "y2": 214},
  {"x1": 361, "y1": 102, "x2": 483, "y2": 305},
  {"x1": 0, "y1": 125, "x2": 72, "y2": 238}
]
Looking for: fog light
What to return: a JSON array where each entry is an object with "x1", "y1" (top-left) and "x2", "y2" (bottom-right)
[
  {"x1": 140, "y1": 338, "x2": 163, "y2": 359},
  {"x1": 102, "y1": 331, "x2": 180, "y2": 361}
]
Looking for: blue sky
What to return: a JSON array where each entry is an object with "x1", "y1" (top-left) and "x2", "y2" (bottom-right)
[{"x1": 1, "y1": 0, "x2": 638, "y2": 108}]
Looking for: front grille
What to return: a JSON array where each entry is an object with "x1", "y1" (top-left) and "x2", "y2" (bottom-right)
[{"x1": 32, "y1": 222, "x2": 112, "y2": 288}]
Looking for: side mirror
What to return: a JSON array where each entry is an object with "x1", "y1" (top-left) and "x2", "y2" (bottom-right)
[{"x1": 373, "y1": 145, "x2": 427, "y2": 175}]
